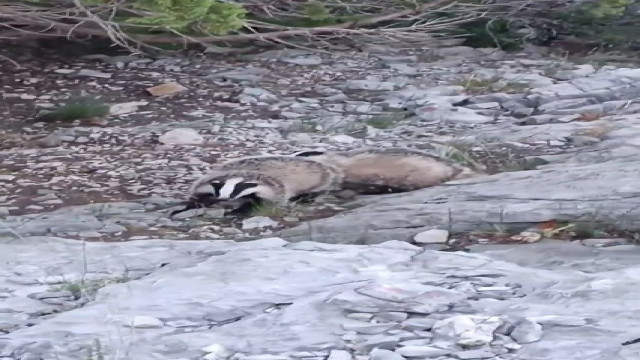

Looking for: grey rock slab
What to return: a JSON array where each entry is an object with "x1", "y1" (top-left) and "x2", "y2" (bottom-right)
[
  {"x1": 278, "y1": 159, "x2": 640, "y2": 244},
  {"x1": 370, "y1": 348, "x2": 405, "y2": 360},
  {"x1": 0, "y1": 234, "x2": 639, "y2": 360},
  {"x1": 453, "y1": 349, "x2": 497, "y2": 359}
]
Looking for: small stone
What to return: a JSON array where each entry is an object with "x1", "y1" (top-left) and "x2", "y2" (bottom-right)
[
  {"x1": 327, "y1": 350, "x2": 352, "y2": 360},
  {"x1": 342, "y1": 321, "x2": 397, "y2": 335},
  {"x1": 110, "y1": 101, "x2": 149, "y2": 115},
  {"x1": 146, "y1": 82, "x2": 188, "y2": 97},
  {"x1": 370, "y1": 348, "x2": 404, "y2": 360},
  {"x1": 376, "y1": 312, "x2": 409, "y2": 322},
  {"x1": 401, "y1": 318, "x2": 436, "y2": 331},
  {"x1": 509, "y1": 319, "x2": 542, "y2": 343},
  {"x1": 0, "y1": 175, "x2": 15, "y2": 182},
  {"x1": 75, "y1": 69, "x2": 112, "y2": 78},
  {"x1": 413, "y1": 229, "x2": 449, "y2": 244},
  {"x1": 569, "y1": 135, "x2": 601, "y2": 147},
  {"x1": 28, "y1": 291, "x2": 74, "y2": 300},
  {"x1": 395, "y1": 346, "x2": 450, "y2": 358},
  {"x1": 34, "y1": 134, "x2": 63, "y2": 148},
  {"x1": 355, "y1": 335, "x2": 401, "y2": 352},
  {"x1": 528, "y1": 315, "x2": 588, "y2": 327},
  {"x1": 281, "y1": 56, "x2": 323, "y2": 66},
  {"x1": 432, "y1": 315, "x2": 502, "y2": 347},
  {"x1": 78, "y1": 230, "x2": 102, "y2": 238},
  {"x1": 552, "y1": 64, "x2": 595, "y2": 80},
  {"x1": 346, "y1": 313, "x2": 373, "y2": 321},
  {"x1": 508, "y1": 231, "x2": 542, "y2": 243},
  {"x1": 204, "y1": 208, "x2": 226, "y2": 218},
  {"x1": 127, "y1": 315, "x2": 164, "y2": 328},
  {"x1": 330, "y1": 134, "x2": 359, "y2": 144},
  {"x1": 242, "y1": 87, "x2": 277, "y2": 101},
  {"x1": 158, "y1": 128, "x2": 204, "y2": 145},
  {"x1": 202, "y1": 343, "x2": 233, "y2": 358},
  {"x1": 241, "y1": 216, "x2": 278, "y2": 230}
]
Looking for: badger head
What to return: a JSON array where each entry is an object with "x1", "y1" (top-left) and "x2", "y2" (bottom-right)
[{"x1": 170, "y1": 176, "x2": 276, "y2": 218}]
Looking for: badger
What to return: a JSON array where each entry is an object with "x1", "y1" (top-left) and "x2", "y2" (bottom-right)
[
  {"x1": 293, "y1": 147, "x2": 483, "y2": 195},
  {"x1": 170, "y1": 155, "x2": 344, "y2": 217}
]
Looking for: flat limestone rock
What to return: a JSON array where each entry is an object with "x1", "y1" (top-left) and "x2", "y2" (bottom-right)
[
  {"x1": 0, "y1": 236, "x2": 635, "y2": 360},
  {"x1": 278, "y1": 159, "x2": 640, "y2": 244}
]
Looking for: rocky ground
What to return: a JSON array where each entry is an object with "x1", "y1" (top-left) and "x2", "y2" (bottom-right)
[
  {"x1": 3, "y1": 40, "x2": 633, "y2": 242},
  {"x1": 2, "y1": 39, "x2": 640, "y2": 359}
]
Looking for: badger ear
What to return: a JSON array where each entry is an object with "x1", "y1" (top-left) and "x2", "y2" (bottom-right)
[{"x1": 293, "y1": 150, "x2": 325, "y2": 157}]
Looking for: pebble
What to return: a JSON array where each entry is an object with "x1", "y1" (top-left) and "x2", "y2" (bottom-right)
[
  {"x1": 158, "y1": 128, "x2": 204, "y2": 145},
  {"x1": 401, "y1": 317, "x2": 436, "y2": 331},
  {"x1": 413, "y1": 229, "x2": 449, "y2": 244},
  {"x1": 202, "y1": 343, "x2": 233, "y2": 358},
  {"x1": 126, "y1": 315, "x2": 164, "y2": 328},
  {"x1": 432, "y1": 315, "x2": 501, "y2": 346},
  {"x1": 27, "y1": 291, "x2": 74, "y2": 300},
  {"x1": 241, "y1": 216, "x2": 279, "y2": 230},
  {"x1": 395, "y1": 346, "x2": 450, "y2": 357},
  {"x1": 509, "y1": 319, "x2": 543, "y2": 343},
  {"x1": 376, "y1": 312, "x2": 409, "y2": 322},
  {"x1": 327, "y1": 350, "x2": 352, "y2": 360},
  {"x1": 370, "y1": 348, "x2": 404, "y2": 360},
  {"x1": 528, "y1": 315, "x2": 588, "y2": 327},
  {"x1": 75, "y1": 69, "x2": 112, "y2": 78},
  {"x1": 342, "y1": 321, "x2": 397, "y2": 335},
  {"x1": 355, "y1": 335, "x2": 401, "y2": 352}
]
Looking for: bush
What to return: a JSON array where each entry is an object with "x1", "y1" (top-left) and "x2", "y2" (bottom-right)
[{"x1": 2, "y1": 0, "x2": 637, "y2": 53}]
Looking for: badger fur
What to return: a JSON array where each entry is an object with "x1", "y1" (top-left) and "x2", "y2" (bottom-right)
[
  {"x1": 212, "y1": 155, "x2": 344, "y2": 199},
  {"x1": 170, "y1": 155, "x2": 344, "y2": 217},
  {"x1": 294, "y1": 147, "x2": 483, "y2": 195}
]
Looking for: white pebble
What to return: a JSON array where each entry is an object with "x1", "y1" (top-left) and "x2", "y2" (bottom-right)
[
  {"x1": 413, "y1": 229, "x2": 449, "y2": 244},
  {"x1": 127, "y1": 315, "x2": 163, "y2": 328}
]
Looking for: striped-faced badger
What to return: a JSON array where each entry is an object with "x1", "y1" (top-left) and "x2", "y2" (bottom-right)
[
  {"x1": 170, "y1": 155, "x2": 344, "y2": 217},
  {"x1": 293, "y1": 147, "x2": 483, "y2": 195}
]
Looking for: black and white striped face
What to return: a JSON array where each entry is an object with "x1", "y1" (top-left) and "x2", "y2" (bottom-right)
[
  {"x1": 193, "y1": 177, "x2": 261, "y2": 200},
  {"x1": 170, "y1": 177, "x2": 264, "y2": 217}
]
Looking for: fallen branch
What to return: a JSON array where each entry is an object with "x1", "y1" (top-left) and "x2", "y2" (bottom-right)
[{"x1": 0, "y1": 0, "x2": 572, "y2": 51}]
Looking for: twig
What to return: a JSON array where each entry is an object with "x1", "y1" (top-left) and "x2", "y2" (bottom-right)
[{"x1": 0, "y1": 54, "x2": 22, "y2": 69}]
